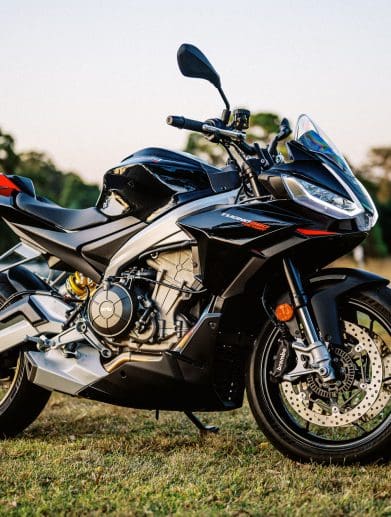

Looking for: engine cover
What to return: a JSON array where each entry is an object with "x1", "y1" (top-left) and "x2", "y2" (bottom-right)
[{"x1": 88, "y1": 283, "x2": 135, "y2": 337}]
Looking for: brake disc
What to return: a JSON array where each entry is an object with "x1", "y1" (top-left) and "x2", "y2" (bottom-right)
[
  {"x1": 281, "y1": 321, "x2": 385, "y2": 427},
  {"x1": 365, "y1": 334, "x2": 391, "y2": 420}
]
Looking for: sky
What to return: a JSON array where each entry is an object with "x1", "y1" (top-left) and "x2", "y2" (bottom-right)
[{"x1": 1, "y1": 0, "x2": 390, "y2": 184}]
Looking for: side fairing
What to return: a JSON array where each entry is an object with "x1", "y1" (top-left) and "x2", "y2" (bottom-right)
[
  {"x1": 178, "y1": 201, "x2": 299, "y2": 293},
  {"x1": 178, "y1": 200, "x2": 366, "y2": 294}
]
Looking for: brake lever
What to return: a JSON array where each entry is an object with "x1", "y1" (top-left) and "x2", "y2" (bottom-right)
[
  {"x1": 279, "y1": 118, "x2": 292, "y2": 139},
  {"x1": 269, "y1": 119, "x2": 292, "y2": 158}
]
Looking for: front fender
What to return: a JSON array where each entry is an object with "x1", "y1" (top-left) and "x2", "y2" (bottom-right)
[{"x1": 307, "y1": 268, "x2": 389, "y2": 346}]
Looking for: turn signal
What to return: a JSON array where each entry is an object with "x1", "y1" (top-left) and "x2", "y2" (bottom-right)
[{"x1": 275, "y1": 303, "x2": 294, "y2": 322}]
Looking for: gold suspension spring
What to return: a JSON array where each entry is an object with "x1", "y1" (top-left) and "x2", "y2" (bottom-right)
[{"x1": 66, "y1": 271, "x2": 96, "y2": 299}]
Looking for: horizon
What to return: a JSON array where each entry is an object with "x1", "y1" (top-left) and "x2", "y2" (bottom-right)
[{"x1": 1, "y1": 0, "x2": 390, "y2": 184}]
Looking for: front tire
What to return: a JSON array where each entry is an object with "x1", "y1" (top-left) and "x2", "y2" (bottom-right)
[
  {"x1": 246, "y1": 286, "x2": 391, "y2": 464},
  {"x1": 0, "y1": 273, "x2": 51, "y2": 438}
]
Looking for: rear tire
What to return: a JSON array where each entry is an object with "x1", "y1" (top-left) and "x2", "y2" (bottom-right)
[
  {"x1": 246, "y1": 286, "x2": 391, "y2": 464},
  {"x1": 0, "y1": 273, "x2": 51, "y2": 438}
]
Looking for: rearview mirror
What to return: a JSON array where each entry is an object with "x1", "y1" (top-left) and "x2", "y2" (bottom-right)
[{"x1": 177, "y1": 44, "x2": 221, "y2": 89}]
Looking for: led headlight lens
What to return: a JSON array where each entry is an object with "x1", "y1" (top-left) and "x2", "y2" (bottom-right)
[{"x1": 283, "y1": 176, "x2": 363, "y2": 219}]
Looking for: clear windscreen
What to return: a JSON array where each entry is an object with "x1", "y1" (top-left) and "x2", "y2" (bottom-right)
[
  {"x1": 295, "y1": 114, "x2": 353, "y2": 175},
  {"x1": 294, "y1": 114, "x2": 377, "y2": 217}
]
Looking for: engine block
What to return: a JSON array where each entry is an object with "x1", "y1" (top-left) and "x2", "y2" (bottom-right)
[
  {"x1": 145, "y1": 247, "x2": 196, "y2": 347},
  {"x1": 85, "y1": 247, "x2": 200, "y2": 352}
]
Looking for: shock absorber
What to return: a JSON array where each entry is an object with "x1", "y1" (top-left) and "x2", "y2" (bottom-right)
[{"x1": 65, "y1": 271, "x2": 96, "y2": 300}]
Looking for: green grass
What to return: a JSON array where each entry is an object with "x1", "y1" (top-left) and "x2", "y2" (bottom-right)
[{"x1": 0, "y1": 394, "x2": 390, "y2": 516}]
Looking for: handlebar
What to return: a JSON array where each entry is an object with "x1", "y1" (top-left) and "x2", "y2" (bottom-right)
[
  {"x1": 167, "y1": 115, "x2": 247, "y2": 142},
  {"x1": 167, "y1": 115, "x2": 259, "y2": 157},
  {"x1": 166, "y1": 116, "x2": 204, "y2": 132}
]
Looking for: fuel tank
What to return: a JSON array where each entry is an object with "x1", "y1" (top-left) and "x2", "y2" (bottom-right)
[{"x1": 97, "y1": 147, "x2": 240, "y2": 222}]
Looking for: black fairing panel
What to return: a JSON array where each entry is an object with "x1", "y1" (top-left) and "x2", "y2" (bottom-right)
[
  {"x1": 7, "y1": 265, "x2": 51, "y2": 293},
  {"x1": 97, "y1": 147, "x2": 238, "y2": 222},
  {"x1": 263, "y1": 160, "x2": 349, "y2": 198},
  {"x1": 79, "y1": 313, "x2": 246, "y2": 411},
  {"x1": 179, "y1": 200, "x2": 367, "y2": 295},
  {"x1": 286, "y1": 140, "x2": 376, "y2": 215},
  {"x1": 8, "y1": 176, "x2": 36, "y2": 197},
  {"x1": 9, "y1": 216, "x2": 146, "y2": 282},
  {"x1": 259, "y1": 140, "x2": 361, "y2": 199},
  {"x1": 79, "y1": 355, "x2": 224, "y2": 411}
]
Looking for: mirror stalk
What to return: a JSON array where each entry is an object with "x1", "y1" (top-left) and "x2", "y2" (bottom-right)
[{"x1": 217, "y1": 86, "x2": 231, "y2": 124}]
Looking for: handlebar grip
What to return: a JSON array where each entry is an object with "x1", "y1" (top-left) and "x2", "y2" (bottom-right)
[{"x1": 166, "y1": 116, "x2": 204, "y2": 132}]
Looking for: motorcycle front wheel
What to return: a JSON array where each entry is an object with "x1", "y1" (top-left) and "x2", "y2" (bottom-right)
[{"x1": 246, "y1": 286, "x2": 391, "y2": 464}]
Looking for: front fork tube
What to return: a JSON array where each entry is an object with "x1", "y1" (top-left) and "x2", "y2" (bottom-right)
[{"x1": 282, "y1": 257, "x2": 336, "y2": 382}]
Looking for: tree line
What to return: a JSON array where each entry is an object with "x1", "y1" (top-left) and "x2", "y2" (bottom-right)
[{"x1": 0, "y1": 117, "x2": 390, "y2": 257}]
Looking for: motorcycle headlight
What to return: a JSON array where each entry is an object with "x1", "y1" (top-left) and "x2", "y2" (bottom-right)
[{"x1": 282, "y1": 176, "x2": 364, "y2": 219}]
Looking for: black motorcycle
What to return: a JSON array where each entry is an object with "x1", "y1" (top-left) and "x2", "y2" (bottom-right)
[{"x1": 0, "y1": 44, "x2": 389, "y2": 464}]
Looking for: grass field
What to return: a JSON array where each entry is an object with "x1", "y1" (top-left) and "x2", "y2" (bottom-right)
[{"x1": 0, "y1": 259, "x2": 390, "y2": 516}]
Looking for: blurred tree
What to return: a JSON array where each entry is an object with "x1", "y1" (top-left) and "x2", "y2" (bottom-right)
[
  {"x1": 246, "y1": 112, "x2": 280, "y2": 143},
  {"x1": 16, "y1": 151, "x2": 65, "y2": 201},
  {"x1": 359, "y1": 147, "x2": 391, "y2": 255},
  {"x1": 363, "y1": 224, "x2": 388, "y2": 258},
  {"x1": 16, "y1": 152, "x2": 99, "y2": 207},
  {"x1": 362, "y1": 147, "x2": 391, "y2": 204},
  {"x1": 0, "y1": 128, "x2": 20, "y2": 173},
  {"x1": 59, "y1": 173, "x2": 99, "y2": 208}
]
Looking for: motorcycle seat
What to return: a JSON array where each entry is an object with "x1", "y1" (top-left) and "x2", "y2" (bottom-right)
[{"x1": 16, "y1": 192, "x2": 108, "y2": 231}]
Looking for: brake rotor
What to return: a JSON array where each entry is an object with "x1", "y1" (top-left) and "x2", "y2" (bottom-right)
[
  {"x1": 365, "y1": 334, "x2": 391, "y2": 420},
  {"x1": 281, "y1": 321, "x2": 384, "y2": 427}
]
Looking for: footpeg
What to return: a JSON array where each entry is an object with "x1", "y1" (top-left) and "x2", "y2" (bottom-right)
[{"x1": 27, "y1": 335, "x2": 51, "y2": 352}]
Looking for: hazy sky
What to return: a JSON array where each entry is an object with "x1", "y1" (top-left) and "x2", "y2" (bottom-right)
[{"x1": 1, "y1": 0, "x2": 390, "y2": 184}]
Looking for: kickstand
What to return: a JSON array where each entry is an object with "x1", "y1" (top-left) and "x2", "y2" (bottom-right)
[{"x1": 184, "y1": 411, "x2": 219, "y2": 434}]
